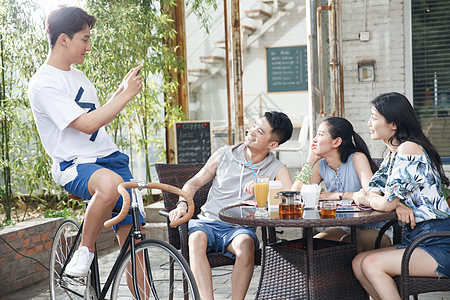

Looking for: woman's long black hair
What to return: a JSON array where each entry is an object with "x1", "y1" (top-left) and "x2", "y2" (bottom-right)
[
  {"x1": 324, "y1": 117, "x2": 378, "y2": 173},
  {"x1": 372, "y1": 92, "x2": 449, "y2": 186}
]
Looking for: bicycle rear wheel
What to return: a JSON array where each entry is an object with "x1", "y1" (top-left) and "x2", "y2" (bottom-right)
[
  {"x1": 49, "y1": 219, "x2": 95, "y2": 299},
  {"x1": 111, "y1": 239, "x2": 199, "y2": 300}
]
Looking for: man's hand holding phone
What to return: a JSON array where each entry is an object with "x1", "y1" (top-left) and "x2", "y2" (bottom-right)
[{"x1": 120, "y1": 65, "x2": 143, "y2": 99}]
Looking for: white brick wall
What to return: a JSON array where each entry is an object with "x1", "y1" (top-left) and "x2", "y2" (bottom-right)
[{"x1": 340, "y1": 0, "x2": 405, "y2": 158}]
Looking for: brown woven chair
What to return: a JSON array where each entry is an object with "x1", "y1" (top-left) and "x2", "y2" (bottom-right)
[
  {"x1": 375, "y1": 220, "x2": 450, "y2": 299},
  {"x1": 372, "y1": 157, "x2": 384, "y2": 169},
  {"x1": 155, "y1": 163, "x2": 261, "y2": 269}
]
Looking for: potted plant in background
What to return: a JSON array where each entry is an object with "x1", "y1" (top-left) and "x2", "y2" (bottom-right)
[{"x1": 444, "y1": 186, "x2": 450, "y2": 206}]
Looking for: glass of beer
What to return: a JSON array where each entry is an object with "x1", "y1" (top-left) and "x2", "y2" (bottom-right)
[
  {"x1": 320, "y1": 201, "x2": 337, "y2": 216},
  {"x1": 254, "y1": 176, "x2": 270, "y2": 218}
]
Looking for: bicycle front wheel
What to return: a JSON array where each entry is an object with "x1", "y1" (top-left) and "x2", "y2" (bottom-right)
[
  {"x1": 111, "y1": 239, "x2": 199, "y2": 300},
  {"x1": 49, "y1": 219, "x2": 95, "y2": 299}
]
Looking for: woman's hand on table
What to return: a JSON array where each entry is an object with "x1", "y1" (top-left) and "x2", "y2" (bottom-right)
[
  {"x1": 353, "y1": 188, "x2": 368, "y2": 206},
  {"x1": 395, "y1": 201, "x2": 416, "y2": 229},
  {"x1": 319, "y1": 192, "x2": 339, "y2": 200},
  {"x1": 319, "y1": 192, "x2": 331, "y2": 200},
  {"x1": 319, "y1": 192, "x2": 353, "y2": 201}
]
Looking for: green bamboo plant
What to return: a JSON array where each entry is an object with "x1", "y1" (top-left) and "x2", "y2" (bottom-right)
[
  {"x1": 0, "y1": 0, "x2": 217, "y2": 223},
  {"x1": 0, "y1": 0, "x2": 55, "y2": 224},
  {"x1": 0, "y1": 32, "x2": 11, "y2": 221},
  {"x1": 82, "y1": 0, "x2": 217, "y2": 187},
  {"x1": 84, "y1": 0, "x2": 187, "y2": 184}
]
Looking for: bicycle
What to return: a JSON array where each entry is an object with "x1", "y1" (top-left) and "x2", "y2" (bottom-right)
[{"x1": 49, "y1": 181, "x2": 200, "y2": 299}]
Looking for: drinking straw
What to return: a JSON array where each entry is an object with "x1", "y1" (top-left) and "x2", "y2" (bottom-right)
[{"x1": 244, "y1": 161, "x2": 256, "y2": 179}]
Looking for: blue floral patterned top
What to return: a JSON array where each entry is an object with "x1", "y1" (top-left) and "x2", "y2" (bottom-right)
[{"x1": 368, "y1": 149, "x2": 450, "y2": 222}]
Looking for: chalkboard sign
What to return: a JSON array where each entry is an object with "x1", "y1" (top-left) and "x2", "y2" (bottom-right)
[
  {"x1": 175, "y1": 121, "x2": 212, "y2": 164},
  {"x1": 266, "y1": 45, "x2": 308, "y2": 92}
]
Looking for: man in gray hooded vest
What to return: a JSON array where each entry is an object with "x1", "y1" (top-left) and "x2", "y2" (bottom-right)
[{"x1": 169, "y1": 111, "x2": 293, "y2": 300}]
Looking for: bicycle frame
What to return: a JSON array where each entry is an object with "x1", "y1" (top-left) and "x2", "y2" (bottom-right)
[
  {"x1": 54, "y1": 181, "x2": 195, "y2": 300},
  {"x1": 57, "y1": 188, "x2": 146, "y2": 300}
]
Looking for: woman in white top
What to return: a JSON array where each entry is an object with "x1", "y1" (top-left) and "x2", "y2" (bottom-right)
[{"x1": 352, "y1": 92, "x2": 450, "y2": 299}]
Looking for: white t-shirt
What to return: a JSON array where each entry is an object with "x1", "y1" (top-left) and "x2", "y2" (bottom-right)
[{"x1": 28, "y1": 64, "x2": 118, "y2": 167}]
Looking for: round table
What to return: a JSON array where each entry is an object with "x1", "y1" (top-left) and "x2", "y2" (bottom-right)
[{"x1": 219, "y1": 204, "x2": 397, "y2": 300}]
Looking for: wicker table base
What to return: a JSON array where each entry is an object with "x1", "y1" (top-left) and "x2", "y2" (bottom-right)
[{"x1": 256, "y1": 238, "x2": 368, "y2": 300}]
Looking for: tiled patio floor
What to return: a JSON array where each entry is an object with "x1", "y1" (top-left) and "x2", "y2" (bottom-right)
[{"x1": 1, "y1": 245, "x2": 449, "y2": 300}]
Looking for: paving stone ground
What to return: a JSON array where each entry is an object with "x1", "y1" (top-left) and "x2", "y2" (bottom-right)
[
  {"x1": 0, "y1": 245, "x2": 260, "y2": 300},
  {"x1": 2, "y1": 243, "x2": 449, "y2": 300}
]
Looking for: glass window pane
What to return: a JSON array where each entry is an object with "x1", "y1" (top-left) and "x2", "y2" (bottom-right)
[{"x1": 412, "y1": 0, "x2": 450, "y2": 163}]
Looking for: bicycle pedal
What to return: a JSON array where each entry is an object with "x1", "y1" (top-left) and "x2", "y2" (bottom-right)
[{"x1": 65, "y1": 275, "x2": 87, "y2": 285}]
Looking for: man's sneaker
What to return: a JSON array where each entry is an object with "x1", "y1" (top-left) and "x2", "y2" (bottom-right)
[{"x1": 65, "y1": 246, "x2": 94, "y2": 277}]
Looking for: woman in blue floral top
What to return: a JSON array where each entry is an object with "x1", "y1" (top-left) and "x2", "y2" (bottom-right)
[{"x1": 352, "y1": 92, "x2": 450, "y2": 300}]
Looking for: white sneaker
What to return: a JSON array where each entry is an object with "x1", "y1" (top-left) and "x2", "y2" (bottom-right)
[{"x1": 65, "y1": 246, "x2": 94, "y2": 277}]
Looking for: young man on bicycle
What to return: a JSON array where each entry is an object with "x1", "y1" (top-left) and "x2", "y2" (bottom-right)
[
  {"x1": 28, "y1": 6, "x2": 144, "y2": 277},
  {"x1": 169, "y1": 111, "x2": 294, "y2": 300}
]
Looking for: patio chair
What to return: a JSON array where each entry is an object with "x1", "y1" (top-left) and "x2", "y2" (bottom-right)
[
  {"x1": 155, "y1": 163, "x2": 261, "y2": 269},
  {"x1": 372, "y1": 157, "x2": 384, "y2": 169},
  {"x1": 375, "y1": 220, "x2": 450, "y2": 300}
]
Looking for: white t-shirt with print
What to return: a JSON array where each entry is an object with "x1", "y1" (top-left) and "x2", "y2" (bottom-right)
[{"x1": 28, "y1": 64, "x2": 118, "y2": 169}]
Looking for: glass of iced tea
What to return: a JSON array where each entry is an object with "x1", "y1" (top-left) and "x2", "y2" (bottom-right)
[
  {"x1": 254, "y1": 176, "x2": 270, "y2": 218},
  {"x1": 320, "y1": 201, "x2": 337, "y2": 216}
]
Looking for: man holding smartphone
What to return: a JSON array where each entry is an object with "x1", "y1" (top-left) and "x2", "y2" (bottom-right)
[{"x1": 28, "y1": 5, "x2": 144, "y2": 277}]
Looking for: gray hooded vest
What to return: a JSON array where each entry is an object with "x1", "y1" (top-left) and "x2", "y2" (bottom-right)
[{"x1": 198, "y1": 142, "x2": 285, "y2": 221}]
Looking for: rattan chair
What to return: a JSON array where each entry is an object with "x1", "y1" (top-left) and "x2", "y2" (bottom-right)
[
  {"x1": 372, "y1": 157, "x2": 384, "y2": 169},
  {"x1": 375, "y1": 220, "x2": 450, "y2": 299},
  {"x1": 155, "y1": 163, "x2": 261, "y2": 269}
]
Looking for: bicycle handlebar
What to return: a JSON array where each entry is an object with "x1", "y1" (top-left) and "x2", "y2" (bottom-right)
[{"x1": 104, "y1": 182, "x2": 194, "y2": 229}]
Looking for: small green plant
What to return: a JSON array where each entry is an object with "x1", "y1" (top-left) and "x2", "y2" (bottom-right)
[
  {"x1": 443, "y1": 186, "x2": 450, "y2": 200},
  {"x1": 0, "y1": 219, "x2": 14, "y2": 227},
  {"x1": 44, "y1": 208, "x2": 74, "y2": 219}
]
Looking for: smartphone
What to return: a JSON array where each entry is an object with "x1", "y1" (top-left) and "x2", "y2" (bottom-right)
[{"x1": 336, "y1": 206, "x2": 361, "y2": 213}]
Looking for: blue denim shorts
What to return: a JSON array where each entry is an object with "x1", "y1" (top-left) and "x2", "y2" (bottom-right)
[
  {"x1": 397, "y1": 218, "x2": 450, "y2": 278},
  {"x1": 60, "y1": 151, "x2": 145, "y2": 233},
  {"x1": 188, "y1": 219, "x2": 259, "y2": 259}
]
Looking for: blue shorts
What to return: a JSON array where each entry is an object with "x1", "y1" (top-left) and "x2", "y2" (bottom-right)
[
  {"x1": 397, "y1": 218, "x2": 450, "y2": 278},
  {"x1": 188, "y1": 219, "x2": 259, "y2": 259},
  {"x1": 60, "y1": 151, "x2": 146, "y2": 233}
]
